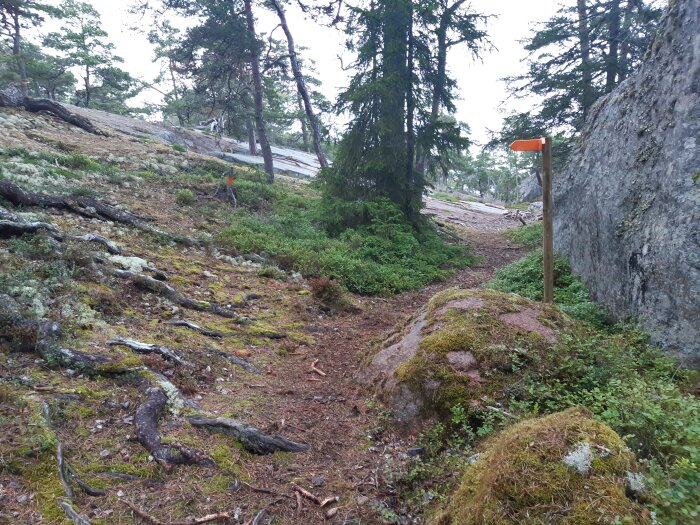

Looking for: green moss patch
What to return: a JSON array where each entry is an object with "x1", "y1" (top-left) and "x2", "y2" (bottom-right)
[{"x1": 432, "y1": 408, "x2": 649, "y2": 525}]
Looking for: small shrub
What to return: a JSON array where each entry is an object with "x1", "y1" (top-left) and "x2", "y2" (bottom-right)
[
  {"x1": 172, "y1": 144, "x2": 187, "y2": 153},
  {"x1": 175, "y1": 188, "x2": 196, "y2": 206},
  {"x1": 257, "y1": 265, "x2": 286, "y2": 280},
  {"x1": 69, "y1": 186, "x2": 100, "y2": 198},
  {"x1": 309, "y1": 277, "x2": 350, "y2": 312}
]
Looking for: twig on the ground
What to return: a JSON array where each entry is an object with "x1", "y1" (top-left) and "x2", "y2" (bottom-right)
[
  {"x1": 291, "y1": 483, "x2": 321, "y2": 505},
  {"x1": 241, "y1": 481, "x2": 294, "y2": 500},
  {"x1": 310, "y1": 359, "x2": 327, "y2": 377},
  {"x1": 120, "y1": 499, "x2": 231, "y2": 525}
]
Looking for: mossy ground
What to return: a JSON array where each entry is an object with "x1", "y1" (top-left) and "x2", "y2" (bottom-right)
[{"x1": 431, "y1": 408, "x2": 649, "y2": 525}]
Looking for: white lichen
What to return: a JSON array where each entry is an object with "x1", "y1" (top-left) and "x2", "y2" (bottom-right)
[
  {"x1": 108, "y1": 255, "x2": 150, "y2": 273},
  {"x1": 562, "y1": 442, "x2": 594, "y2": 475}
]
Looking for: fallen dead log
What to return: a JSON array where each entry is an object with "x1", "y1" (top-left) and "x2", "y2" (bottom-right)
[
  {"x1": 134, "y1": 387, "x2": 212, "y2": 468},
  {"x1": 186, "y1": 415, "x2": 309, "y2": 455},
  {"x1": 108, "y1": 338, "x2": 189, "y2": 367},
  {"x1": 0, "y1": 90, "x2": 105, "y2": 136},
  {"x1": 113, "y1": 270, "x2": 237, "y2": 318}
]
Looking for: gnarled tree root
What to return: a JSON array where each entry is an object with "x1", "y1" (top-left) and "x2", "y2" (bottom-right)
[
  {"x1": 186, "y1": 415, "x2": 309, "y2": 455},
  {"x1": 108, "y1": 338, "x2": 189, "y2": 367},
  {"x1": 0, "y1": 92, "x2": 105, "y2": 136},
  {"x1": 0, "y1": 294, "x2": 135, "y2": 375},
  {"x1": 113, "y1": 270, "x2": 237, "y2": 318},
  {"x1": 0, "y1": 181, "x2": 200, "y2": 245},
  {"x1": 0, "y1": 218, "x2": 59, "y2": 239},
  {"x1": 134, "y1": 387, "x2": 212, "y2": 468}
]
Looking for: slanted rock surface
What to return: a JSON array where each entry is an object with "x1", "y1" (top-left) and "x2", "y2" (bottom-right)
[
  {"x1": 361, "y1": 288, "x2": 571, "y2": 427},
  {"x1": 431, "y1": 408, "x2": 649, "y2": 525},
  {"x1": 553, "y1": 0, "x2": 700, "y2": 368}
]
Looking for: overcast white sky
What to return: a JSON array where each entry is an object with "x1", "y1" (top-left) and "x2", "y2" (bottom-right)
[{"x1": 44, "y1": 0, "x2": 562, "y2": 145}]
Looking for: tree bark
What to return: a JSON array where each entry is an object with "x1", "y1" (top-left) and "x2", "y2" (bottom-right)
[
  {"x1": 246, "y1": 118, "x2": 257, "y2": 155},
  {"x1": 605, "y1": 0, "x2": 622, "y2": 92},
  {"x1": 577, "y1": 0, "x2": 594, "y2": 119},
  {"x1": 271, "y1": 0, "x2": 329, "y2": 169},
  {"x1": 405, "y1": 7, "x2": 416, "y2": 218},
  {"x1": 297, "y1": 93, "x2": 310, "y2": 152},
  {"x1": 618, "y1": 0, "x2": 637, "y2": 82},
  {"x1": 11, "y1": 11, "x2": 28, "y2": 96},
  {"x1": 244, "y1": 0, "x2": 274, "y2": 183}
]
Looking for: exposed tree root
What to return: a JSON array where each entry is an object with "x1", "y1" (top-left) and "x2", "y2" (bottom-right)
[
  {"x1": 73, "y1": 233, "x2": 122, "y2": 255},
  {"x1": 120, "y1": 499, "x2": 231, "y2": 525},
  {"x1": 113, "y1": 270, "x2": 237, "y2": 318},
  {"x1": 0, "y1": 294, "x2": 133, "y2": 375},
  {"x1": 134, "y1": 387, "x2": 213, "y2": 468},
  {"x1": 58, "y1": 500, "x2": 92, "y2": 525},
  {"x1": 108, "y1": 338, "x2": 189, "y2": 367},
  {"x1": 166, "y1": 320, "x2": 226, "y2": 338},
  {"x1": 0, "y1": 218, "x2": 59, "y2": 239},
  {"x1": 186, "y1": 415, "x2": 309, "y2": 455},
  {"x1": 209, "y1": 349, "x2": 261, "y2": 375},
  {"x1": 0, "y1": 91, "x2": 105, "y2": 136},
  {"x1": 0, "y1": 181, "x2": 200, "y2": 245}
]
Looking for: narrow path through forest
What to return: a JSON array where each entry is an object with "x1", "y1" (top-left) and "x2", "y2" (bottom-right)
[{"x1": 231, "y1": 203, "x2": 526, "y2": 524}]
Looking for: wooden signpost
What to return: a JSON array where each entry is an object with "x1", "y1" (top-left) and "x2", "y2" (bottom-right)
[{"x1": 510, "y1": 137, "x2": 554, "y2": 303}]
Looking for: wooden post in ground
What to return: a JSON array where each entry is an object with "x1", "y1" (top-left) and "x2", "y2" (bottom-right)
[
  {"x1": 510, "y1": 136, "x2": 554, "y2": 303},
  {"x1": 542, "y1": 137, "x2": 554, "y2": 303}
]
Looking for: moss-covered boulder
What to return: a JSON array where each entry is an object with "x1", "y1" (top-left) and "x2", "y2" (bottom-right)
[
  {"x1": 361, "y1": 288, "x2": 572, "y2": 426},
  {"x1": 431, "y1": 408, "x2": 649, "y2": 525}
]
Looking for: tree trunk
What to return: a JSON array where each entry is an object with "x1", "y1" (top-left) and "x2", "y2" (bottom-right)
[
  {"x1": 605, "y1": 0, "x2": 622, "y2": 92},
  {"x1": 271, "y1": 0, "x2": 328, "y2": 168},
  {"x1": 246, "y1": 119, "x2": 257, "y2": 155},
  {"x1": 297, "y1": 93, "x2": 310, "y2": 152},
  {"x1": 243, "y1": 0, "x2": 274, "y2": 183},
  {"x1": 379, "y1": 0, "x2": 411, "y2": 202},
  {"x1": 84, "y1": 67, "x2": 91, "y2": 108},
  {"x1": 405, "y1": 7, "x2": 416, "y2": 218},
  {"x1": 577, "y1": 0, "x2": 594, "y2": 119},
  {"x1": 11, "y1": 12, "x2": 28, "y2": 96},
  {"x1": 618, "y1": 0, "x2": 637, "y2": 82}
]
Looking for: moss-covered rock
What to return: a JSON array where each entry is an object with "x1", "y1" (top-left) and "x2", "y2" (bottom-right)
[
  {"x1": 361, "y1": 288, "x2": 572, "y2": 426},
  {"x1": 431, "y1": 408, "x2": 649, "y2": 525}
]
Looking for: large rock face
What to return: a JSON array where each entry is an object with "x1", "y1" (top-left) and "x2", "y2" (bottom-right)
[{"x1": 554, "y1": 0, "x2": 700, "y2": 368}]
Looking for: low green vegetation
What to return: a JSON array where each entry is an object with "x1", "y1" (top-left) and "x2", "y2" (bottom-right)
[
  {"x1": 504, "y1": 222, "x2": 543, "y2": 248},
  {"x1": 175, "y1": 188, "x2": 196, "y2": 205},
  {"x1": 487, "y1": 248, "x2": 605, "y2": 326},
  {"x1": 216, "y1": 174, "x2": 472, "y2": 294},
  {"x1": 432, "y1": 192, "x2": 461, "y2": 203}
]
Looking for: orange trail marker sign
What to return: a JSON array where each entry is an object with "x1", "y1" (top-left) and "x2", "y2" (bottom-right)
[
  {"x1": 510, "y1": 136, "x2": 554, "y2": 303},
  {"x1": 510, "y1": 138, "x2": 545, "y2": 152}
]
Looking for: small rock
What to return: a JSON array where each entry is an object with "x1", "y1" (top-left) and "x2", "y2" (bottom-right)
[
  {"x1": 117, "y1": 490, "x2": 124, "y2": 498},
  {"x1": 406, "y1": 447, "x2": 425, "y2": 457},
  {"x1": 99, "y1": 450, "x2": 110, "y2": 458},
  {"x1": 16, "y1": 495, "x2": 28, "y2": 504},
  {"x1": 311, "y1": 475, "x2": 325, "y2": 487}
]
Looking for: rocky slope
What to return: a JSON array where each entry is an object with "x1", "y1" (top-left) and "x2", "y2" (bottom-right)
[{"x1": 553, "y1": 0, "x2": 700, "y2": 368}]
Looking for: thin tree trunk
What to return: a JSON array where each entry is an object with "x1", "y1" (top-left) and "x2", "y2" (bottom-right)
[
  {"x1": 243, "y1": 0, "x2": 274, "y2": 183},
  {"x1": 11, "y1": 12, "x2": 28, "y2": 96},
  {"x1": 270, "y1": 0, "x2": 328, "y2": 169},
  {"x1": 617, "y1": 0, "x2": 637, "y2": 82},
  {"x1": 84, "y1": 67, "x2": 91, "y2": 108},
  {"x1": 577, "y1": 0, "x2": 594, "y2": 119},
  {"x1": 246, "y1": 119, "x2": 257, "y2": 155},
  {"x1": 605, "y1": 0, "x2": 622, "y2": 92},
  {"x1": 297, "y1": 93, "x2": 310, "y2": 152},
  {"x1": 405, "y1": 8, "x2": 416, "y2": 218}
]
